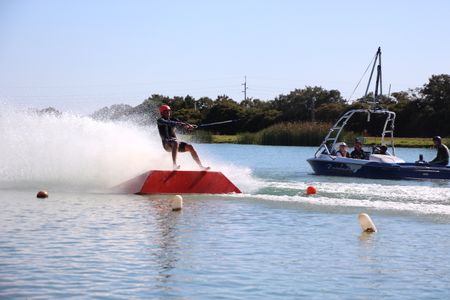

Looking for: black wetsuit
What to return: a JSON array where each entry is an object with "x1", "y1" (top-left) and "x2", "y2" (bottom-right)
[
  {"x1": 157, "y1": 117, "x2": 187, "y2": 152},
  {"x1": 351, "y1": 148, "x2": 366, "y2": 159},
  {"x1": 430, "y1": 144, "x2": 449, "y2": 166}
]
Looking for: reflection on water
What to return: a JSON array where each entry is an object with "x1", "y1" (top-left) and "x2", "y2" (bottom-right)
[
  {"x1": 359, "y1": 231, "x2": 377, "y2": 242},
  {"x1": 151, "y1": 199, "x2": 180, "y2": 291}
]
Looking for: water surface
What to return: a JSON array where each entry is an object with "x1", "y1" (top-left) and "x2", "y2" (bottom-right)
[
  {"x1": 1, "y1": 108, "x2": 450, "y2": 299},
  {"x1": 1, "y1": 143, "x2": 450, "y2": 299}
]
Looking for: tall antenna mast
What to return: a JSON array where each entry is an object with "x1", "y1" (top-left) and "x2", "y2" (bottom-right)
[{"x1": 365, "y1": 47, "x2": 383, "y2": 108}]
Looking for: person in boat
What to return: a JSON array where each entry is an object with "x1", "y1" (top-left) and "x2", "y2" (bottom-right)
[
  {"x1": 373, "y1": 144, "x2": 390, "y2": 155},
  {"x1": 351, "y1": 140, "x2": 367, "y2": 159},
  {"x1": 336, "y1": 142, "x2": 350, "y2": 158},
  {"x1": 157, "y1": 104, "x2": 210, "y2": 170},
  {"x1": 379, "y1": 145, "x2": 388, "y2": 155},
  {"x1": 429, "y1": 136, "x2": 449, "y2": 166}
]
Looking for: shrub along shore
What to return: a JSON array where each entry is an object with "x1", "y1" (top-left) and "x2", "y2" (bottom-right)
[
  {"x1": 211, "y1": 134, "x2": 447, "y2": 148},
  {"x1": 194, "y1": 121, "x2": 448, "y2": 148}
]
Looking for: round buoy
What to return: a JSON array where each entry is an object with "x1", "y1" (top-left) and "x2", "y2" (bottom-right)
[
  {"x1": 171, "y1": 195, "x2": 183, "y2": 211},
  {"x1": 358, "y1": 213, "x2": 377, "y2": 233},
  {"x1": 36, "y1": 190, "x2": 48, "y2": 198},
  {"x1": 306, "y1": 186, "x2": 317, "y2": 195}
]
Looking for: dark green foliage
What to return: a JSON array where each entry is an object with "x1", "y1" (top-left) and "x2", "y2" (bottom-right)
[
  {"x1": 419, "y1": 74, "x2": 450, "y2": 136},
  {"x1": 273, "y1": 86, "x2": 346, "y2": 123},
  {"x1": 190, "y1": 130, "x2": 213, "y2": 143},
  {"x1": 202, "y1": 96, "x2": 244, "y2": 134},
  {"x1": 315, "y1": 103, "x2": 347, "y2": 122},
  {"x1": 240, "y1": 109, "x2": 282, "y2": 132},
  {"x1": 90, "y1": 74, "x2": 450, "y2": 142},
  {"x1": 172, "y1": 108, "x2": 202, "y2": 125}
]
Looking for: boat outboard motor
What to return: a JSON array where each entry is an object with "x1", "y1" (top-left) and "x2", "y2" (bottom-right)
[{"x1": 415, "y1": 154, "x2": 427, "y2": 165}]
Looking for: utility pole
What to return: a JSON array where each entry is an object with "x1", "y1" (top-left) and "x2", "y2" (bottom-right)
[{"x1": 242, "y1": 76, "x2": 248, "y2": 101}]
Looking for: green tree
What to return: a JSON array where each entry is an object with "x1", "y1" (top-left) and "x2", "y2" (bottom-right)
[
  {"x1": 273, "y1": 86, "x2": 345, "y2": 122},
  {"x1": 419, "y1": 74, "x2": 450, "y2": 136},
  {"x1": 315, "y1": 102, "x2": 348, "y2": 122},
  {"x1": 196, "y1": 97, "x2": 214, "y2": 112},
  {"x1": 421, "y1": 74, "x2": 450, "y2": 111},
  {"x1": 203, "y1": 95, "x2": 243, "y2": 134},
  {"x1": 241, "y1": 108, "x2": 282, "y2": 132},
  {"x1": 173, "y1": 108, "x2": 202, "y2": 125}
]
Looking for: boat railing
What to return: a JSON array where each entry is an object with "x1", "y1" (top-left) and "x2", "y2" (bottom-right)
[
  {"x1": 314, "y1": 108, "x2": 397, "y2": 158},
  {"x1": 380, "y1": 110, "x2": 396, "y2": 156}
]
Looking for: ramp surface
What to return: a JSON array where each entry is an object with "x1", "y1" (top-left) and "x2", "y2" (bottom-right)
[{"x1": 116, "y1": 170, "x2": 241, "y2": 194}]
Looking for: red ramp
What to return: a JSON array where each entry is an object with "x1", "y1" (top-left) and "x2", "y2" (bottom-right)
[{"x1": 115, "y1": 170, "x2": 241, "y2": 194}]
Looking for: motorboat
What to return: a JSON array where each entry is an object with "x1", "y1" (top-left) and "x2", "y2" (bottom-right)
[
  {"x1": 307, "y1": 48, "x2": 450, "y2": 180},
  {"x1": 307, "y1": 108, "x2": 450, "y2": 180}
]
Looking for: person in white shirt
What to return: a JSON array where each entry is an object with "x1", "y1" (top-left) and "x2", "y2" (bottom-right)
[{"x1": 336, "y1": 142, "x2": 350, "y2": 158}]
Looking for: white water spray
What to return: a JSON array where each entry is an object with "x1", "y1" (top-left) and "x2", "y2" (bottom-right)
[
  {"x1": 0, "y1": 104, "x2": 258, "y2": 192},
  {"x1": 0, "y1": 105, "x2": 164, "y2": 190}
]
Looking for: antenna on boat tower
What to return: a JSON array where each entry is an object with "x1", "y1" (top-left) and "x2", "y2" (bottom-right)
[{"x1": 365, "y1": 47, "x2": 383, "y2": 109}]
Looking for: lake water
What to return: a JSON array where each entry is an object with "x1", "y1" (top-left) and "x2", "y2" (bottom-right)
[{"x1": 1, "y1": 109, "x2": 450, "y2": 299}]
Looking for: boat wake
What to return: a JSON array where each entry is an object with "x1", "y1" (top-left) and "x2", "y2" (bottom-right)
[{"x1": 228, "y1": 179, "x2": 450, "y2": 216}]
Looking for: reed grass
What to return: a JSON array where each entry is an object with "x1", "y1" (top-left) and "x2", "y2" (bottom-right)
[
  {"x1": 187, "y1": 130, "x2": 213, "y2": 143},
  {"x1": 236, "y1": 122, "x2": 332, "y2": 146},
  {"x1": 365, "y1": 137, "x2": 450, "y2": 148},
  {"x1": 209, "y1": 129, "x2": 450, "y2": 148},
  {"x1": 211, "y1": 135, "x2": 238, "y2": 143}
]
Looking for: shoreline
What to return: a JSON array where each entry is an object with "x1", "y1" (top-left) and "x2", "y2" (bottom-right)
[{"x1": 211, "y1": 135, "x2": 444, "y2": 148}]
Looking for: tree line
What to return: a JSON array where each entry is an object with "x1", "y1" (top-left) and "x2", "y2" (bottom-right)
[{"x1": 90, "y1": 74, "x2": 450, "y2": 137}]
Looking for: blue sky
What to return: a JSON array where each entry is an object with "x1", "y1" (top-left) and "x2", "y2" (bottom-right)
[{"x1": 1, "y1": 0, "x2": 449, "y2": 114}]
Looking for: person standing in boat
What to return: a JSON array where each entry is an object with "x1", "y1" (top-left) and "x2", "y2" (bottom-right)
[
  {"x1": 336, "y1": 142, "x2": 350, "y2": 158},
  {"x1": 157, "y1": 104, "x2": 210, "y2": 170},
  {"x1": 429, "y1": 136, "x2": 449, "y2": 166},
  {"x1": 351, "y1": 140, "x2": 367, "y2": 159}
]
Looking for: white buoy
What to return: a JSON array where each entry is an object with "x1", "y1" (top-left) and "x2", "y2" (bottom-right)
[
  {"x1": 358, "y1": 213, "x2": 377, "y2": 233},
  {"x1": 171, "y1": 195, "x2": 183, "y2": 211}
]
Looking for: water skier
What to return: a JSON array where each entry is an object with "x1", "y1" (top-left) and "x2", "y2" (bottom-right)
[{"x1": 157, "y1": 105, "x2": 210, "y2": 170}]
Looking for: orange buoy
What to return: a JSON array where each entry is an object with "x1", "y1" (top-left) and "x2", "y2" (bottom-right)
[
  {"x1": 36, "y1": 190, "x2": 48, "y2": 198},
  {"x1": 306, "y1": 186, "x2": 317, "y2": 195}
]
